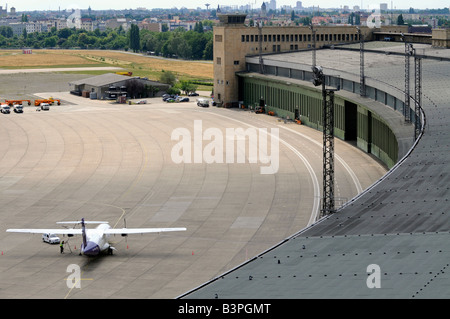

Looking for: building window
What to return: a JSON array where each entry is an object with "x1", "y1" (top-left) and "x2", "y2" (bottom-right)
[
  {"x1": 215, "y1": 35, "x2": 223, "y2": 42},
  {"x1": 216, "y1": 57, "x2": 221, "y2": 65},
  {"x1": 241, "y1": 35, "x2": 245, "y2": 42},
  {"x1": 234, "y1": 60, "x2": 240, "y2": 65}
]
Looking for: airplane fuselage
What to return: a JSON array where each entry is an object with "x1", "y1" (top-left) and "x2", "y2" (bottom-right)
[{"x1": 81, "y1": 223, "x2": 112, "y2": 256}]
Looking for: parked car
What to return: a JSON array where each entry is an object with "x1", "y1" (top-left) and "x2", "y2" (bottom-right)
[
  {"x1": 136, "y1": 100, "x2": 147, "y2": 104},
  {"x1": 13, "y1": 104, "x2": 23, "y2": 113},
  {"x1": 197, "y1": 98, "x2": 209, "y2": 107},
  {"x1": 42, "y1": 233, "x2": 60, "y2": 244},
  {"x1": 188, "y1": 92, "x2": 199, "y2": 96},
  {"x1": 1, "y1": 104, "x2": 10, "y2": 114},
  {"x1": 163, "y1": 94, "x2": 178, "y2": 102},
  {"x1": 178, "y1": 97, "x2": 190, "y2": 102},
  {"x1": 40, "y1": 103, "x2": 50, "y2": 111}
]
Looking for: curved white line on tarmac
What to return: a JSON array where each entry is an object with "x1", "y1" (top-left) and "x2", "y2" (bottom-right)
[
  {"x1": 278, "y1": 125, "x2": 363, "y2": 194},
  {"x1": 208, "y1": 113, "x2": 321, "y2": 226}
]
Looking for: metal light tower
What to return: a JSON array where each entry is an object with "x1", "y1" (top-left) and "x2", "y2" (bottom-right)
[
  {"x1": 414, "y1": 49, "x2": 422, "y2": 140},
  {"x1": 312, "y1": 66, "x2": 336, "y2": 217},
  {"x1": 402, "y1": 33, "x2": 414, "y2": 123},
  {"x1": 357, "y1": 27, "x2": 366, "y2": 97}
]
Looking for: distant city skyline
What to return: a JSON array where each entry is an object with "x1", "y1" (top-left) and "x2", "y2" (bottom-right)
[{"x1": 5, "y1": 0, "x2": 450, "y2": 12}]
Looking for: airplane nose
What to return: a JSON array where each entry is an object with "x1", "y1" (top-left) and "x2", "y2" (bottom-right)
[{"x1": 83, "y1": 241, "x2": 100, "y2": 256}]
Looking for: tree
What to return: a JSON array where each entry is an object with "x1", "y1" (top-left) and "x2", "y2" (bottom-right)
[
  {"x1": 77, "y1": 33, "x2": 89, "y2": 48},
  {"x1": 0, "y1": 26, "x2": 13, "y2": 38},
  {"x1": 159, "y1": 70, "x2": 177, "y2": 86},
  {"x1": 177, "y1": 39, "x2": 192, "y2": 59},
  {"x1": 348, "y1": 13, "x2": 355, "y2": 25},
  {"x1": 194, "y1": 21, "x2": 204, "y2": 33},
  {"x1": 179, "y1": 80, "x2": 198, "y2": 95},
  {"x1": 128, "y1": 24, "x2": 140, "y2": 52},
  {"x1": 44, "y1": 36, "x2": 58, "y2": 48},
  {"x1": 291, "y1": 11, "x2": 297, "y2": 21},
  {"x1": 57, "y1": 28, "x2": 73, "y2": 39},
  {"x1": 203, "y1": 37, "x2": 213, "y2": 60},
  {"x1": 126, "y1": 79, "x2": 145, "y2": 98},
  {"x1": 397, "y1": 14, "x2": 405, "y2": 25}
]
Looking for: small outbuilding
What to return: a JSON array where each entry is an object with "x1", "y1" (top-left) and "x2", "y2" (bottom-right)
[{"x1": 69, "y1": 73, "x2": 170, "y2": 100}]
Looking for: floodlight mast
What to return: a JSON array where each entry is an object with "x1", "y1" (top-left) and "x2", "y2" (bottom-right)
[
  {"x1": 402, "y1": 33, "x2": 413, "y2": 123},
  {"x1": 312, "y1": 66, "x2": 336, "y2": 217},
  {"x1": 414, "y1": 49, "x2": 422, "y2": 140},
  {"x1": 357, "y1": 27, "x2": 366, "y2": 97}
]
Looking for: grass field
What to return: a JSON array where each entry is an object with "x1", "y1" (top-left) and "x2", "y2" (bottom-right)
[{"x1": 0, "y1": 49, "x2": 213, "y2": 82}]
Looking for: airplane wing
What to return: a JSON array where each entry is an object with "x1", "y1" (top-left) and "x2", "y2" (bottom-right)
[
  {"x1": 6, "y1": 229, "x2": 83, "y2": 235},
  {"x1": 104, "y1": 227, "x2": 186, "y2": 235}
]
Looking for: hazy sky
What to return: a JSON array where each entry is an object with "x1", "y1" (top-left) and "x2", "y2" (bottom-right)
[{"x1": 5, "y1": 0, "x2": 449, "y2": 11}]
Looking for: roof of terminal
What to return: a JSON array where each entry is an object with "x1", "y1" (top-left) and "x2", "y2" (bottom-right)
[{"x1": 181, "y1": 42, "x2": 450, "y2": 299}]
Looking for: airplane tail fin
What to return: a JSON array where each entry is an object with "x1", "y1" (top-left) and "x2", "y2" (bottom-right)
[{"x1": 81, "y1": 218, "x2": 87, "y2": 249}]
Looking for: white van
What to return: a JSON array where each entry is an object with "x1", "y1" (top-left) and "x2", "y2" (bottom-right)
[
  {"x1": 42, "y1": 233, "x2": 60, "y2": 244},
  {"x1": 196, "y1": 98, "x2": 209, "y2": 107}
]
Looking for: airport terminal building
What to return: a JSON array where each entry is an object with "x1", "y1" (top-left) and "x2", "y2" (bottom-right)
[{"x1": 180, "y1": 15, "x2": 450, "y2": 298}]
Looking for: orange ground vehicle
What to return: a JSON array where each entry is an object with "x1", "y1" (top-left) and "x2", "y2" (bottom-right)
[
  {"x1": 115, "y1": 71, "x2": 133, "y2": 76},
  {"x1": 5, "y1": 99, "x2": 31, "y2": 106},
  {"x1": 34, "y1": 98, "x2": 61, "y2": 106}
]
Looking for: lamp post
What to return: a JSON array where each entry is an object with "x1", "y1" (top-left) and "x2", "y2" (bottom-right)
[
  {"x1": 312, "y1": 66, "x2": 338, "y2": 217},
  {"x1": 414, "y1": 48, "x2": 422, "y2": 140},
  {"x1": 401, "y1": 33, "x2": 414, "y2": 123}
]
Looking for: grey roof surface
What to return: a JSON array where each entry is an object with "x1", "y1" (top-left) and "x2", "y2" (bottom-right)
[
  {"x1": 183, "y1": 232, "x2": 450, "y2": 299},
  {"x1": 69, "y1": 73, "x2": 132, "y2": 87},
  {"x1": 181, "y1": 42, "x2": 450, "y2": 299},
  {"x1": 69, "y1": 73, "x2": 168, "y2": 88}
]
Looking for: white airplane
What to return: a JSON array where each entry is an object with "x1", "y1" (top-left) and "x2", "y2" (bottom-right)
[{"x1": 6, "y1": 218, "x2": 186, "y2": 256}]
